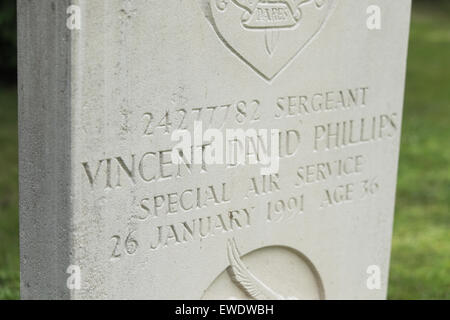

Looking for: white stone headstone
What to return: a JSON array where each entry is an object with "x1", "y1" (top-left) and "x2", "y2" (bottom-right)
[{"x1": 18, "y1": 0, "x2": 411, "y2": 299}]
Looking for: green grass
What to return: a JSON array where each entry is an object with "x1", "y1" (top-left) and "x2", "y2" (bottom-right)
[
  {"x1": 0, "y1": 86, "x2": 19, "y2": 300},
  {"x1": 0, "y1": 4, "x2": 449, "y2": 300},
  {"x1": 387, "y1": 4, "x2": 450, "y2": 300}
]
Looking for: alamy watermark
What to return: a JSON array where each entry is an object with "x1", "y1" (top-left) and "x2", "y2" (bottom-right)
[
  {"x1": 366, "y1": 265, "x2": 382, "y2": 290},
  {"x1": 171, "y1": 121, "x2": 280, "y2": 175},
  {"x1": 66, "y1": 265, "x2": 81, "y2": 290},
  {"x1": 66, "y1": 5, "x2": 81, "y2": 30}
]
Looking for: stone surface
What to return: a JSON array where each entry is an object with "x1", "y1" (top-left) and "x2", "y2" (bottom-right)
[{"x1": 18, "y1": 0, "x2": 411, "y2": 299}]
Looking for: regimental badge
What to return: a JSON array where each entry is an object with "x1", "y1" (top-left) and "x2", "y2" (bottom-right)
[
  {"x1": 233, "y1": 0, "x2": 313, "y2": 29},
  {"x1": 200, "y1": 0, "x2": 337, "y2": 80}
]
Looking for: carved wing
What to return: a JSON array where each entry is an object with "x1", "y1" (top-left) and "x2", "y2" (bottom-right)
[
  {"x1": 232, "y1": 0, "x2": 259, "y2": 13},
  {"x1": 227, "y1": 239, "x2": 285, "y2": 300}
]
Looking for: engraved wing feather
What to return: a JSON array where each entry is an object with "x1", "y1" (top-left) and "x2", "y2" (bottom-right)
[
  {"x1": 227, "y1": 239, "x2": 285, "y2": 300},
  {"x1": 232, "y1": 0, "x2": 258, "y2": 13}
]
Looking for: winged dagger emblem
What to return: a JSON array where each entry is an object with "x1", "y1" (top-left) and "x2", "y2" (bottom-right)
[
  {"x1": 220, "y1": 0, "x2": 326, "y2": 55},
  {"x1": 226, "y1": 239, "x2": 298, "y2": 300}
]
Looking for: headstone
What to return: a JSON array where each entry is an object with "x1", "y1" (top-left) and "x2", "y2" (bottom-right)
[{"x1": 18, "y1": 0, "x2": 411, "y2": 299}]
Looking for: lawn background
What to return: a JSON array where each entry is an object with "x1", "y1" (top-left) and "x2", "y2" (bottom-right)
[{"x1": 0, "y1": 1, "x2": 449, "y2": 299}]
